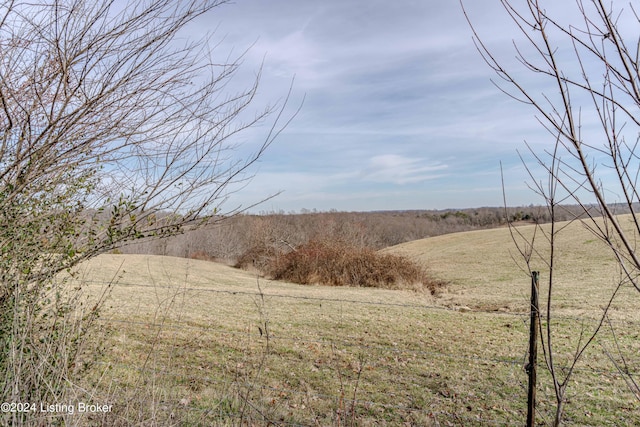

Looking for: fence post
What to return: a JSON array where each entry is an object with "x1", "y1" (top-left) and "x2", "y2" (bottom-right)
[{"x1": 526, "y1": 271, "x2": 540, "y2": 427}]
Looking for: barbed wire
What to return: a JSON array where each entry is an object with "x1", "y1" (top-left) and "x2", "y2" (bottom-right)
[
  {"x1": 96, "y1": 312, "x2": 637, "y2": 379},
  {"x1": 81, "y1": 275, "x2": 640, "y2": 378},
  {"x1": 80, "y1": 278, "x2": 640, "y2": 325},
  {"x1": 74, "y1": 277, "x2": 640, "y2": 425},
  {"x1": 98, "y1": 317, "x2": 527, "y2": 368}
]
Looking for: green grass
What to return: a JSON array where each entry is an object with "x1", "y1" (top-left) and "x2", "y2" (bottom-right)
[{"x1": 69, "y1": 216, "x2": 640, "y2": 426}]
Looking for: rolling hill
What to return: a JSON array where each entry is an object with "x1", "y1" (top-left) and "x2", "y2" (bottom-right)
[
  {"x1": 70, "y1": 214, "x2": 640, "y2": 426},
  {"x1": 384, "y1": 215, "x2": 634, "y2": 319}
]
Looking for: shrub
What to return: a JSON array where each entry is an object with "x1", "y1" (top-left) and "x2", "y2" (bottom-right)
[
  {"x1": 265, "y1": 239, "x2": 445, "y2": 293},
  {"x1": 233, "y1": 244, "x2": 280, "y2": 272}
]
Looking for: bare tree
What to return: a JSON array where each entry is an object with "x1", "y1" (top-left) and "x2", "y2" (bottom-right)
[
  {"x1": 464, "y1": 0, "x2": 640, "y2": 425},
  {"x1": 0, "y1": 0, "x2": 294, "y2": 422}
]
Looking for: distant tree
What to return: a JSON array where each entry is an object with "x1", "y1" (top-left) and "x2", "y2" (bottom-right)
[
  {"x1": 0, "y1": 0, "x2": 294, "y2": 422},
  {"x1": 464, "y1": 0, "x2": 640, "y2": 424}
]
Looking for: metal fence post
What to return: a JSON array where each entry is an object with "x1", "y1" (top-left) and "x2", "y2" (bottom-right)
[{"x1": 526, "y1": 271, "x2": 540, "y2": 427}]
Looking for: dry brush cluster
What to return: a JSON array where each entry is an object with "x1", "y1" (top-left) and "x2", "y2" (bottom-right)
[{"x1": 238, "y1": 238, "x2": 446, "y2": 293}]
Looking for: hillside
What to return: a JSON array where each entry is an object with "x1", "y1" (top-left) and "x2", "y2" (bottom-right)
[
  {"x1": 82, "y1": 214, "x2": 638, "y2": 320},
  {"x1": 75, "y1": 252, "x2": 437, "y2": 318},
  {"x1": 82, "y1": 213, "x2": 638, "y2": 322},
  {"x1": 384, "y1": 215, "x2": 634, "y2": 318},
  {"x1": 70, "y1": 216, "x2": 640, "y2": 425}
]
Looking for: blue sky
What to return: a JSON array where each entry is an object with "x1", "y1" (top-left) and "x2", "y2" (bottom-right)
[{"x1": 189, "y1": 0, "x2": 584, "y2": 212}]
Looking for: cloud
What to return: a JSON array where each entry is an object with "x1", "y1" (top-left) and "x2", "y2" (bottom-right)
[
  {"x1": 183, "y1": 0, "x2": 595, "y2": 212},
  {"x1": 361, "y1": 154, "x2": 448, "y2": 185}
]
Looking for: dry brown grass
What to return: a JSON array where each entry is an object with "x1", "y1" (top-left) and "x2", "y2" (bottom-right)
[
  {"x1": 67, "y1": 215, "x2": 640, "y2": 425},
  {"x1": 384, "y1": 215, "x2": 637, "y2": 319}
]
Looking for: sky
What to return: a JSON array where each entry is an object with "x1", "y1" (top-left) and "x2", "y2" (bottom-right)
[{"x1": 183, "y1": 0, "x2": 606, "y2": 213}]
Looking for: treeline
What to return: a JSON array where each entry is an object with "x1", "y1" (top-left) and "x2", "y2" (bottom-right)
[{"x1": 120, "y1": 204, "x2": 599, "y2": 264}]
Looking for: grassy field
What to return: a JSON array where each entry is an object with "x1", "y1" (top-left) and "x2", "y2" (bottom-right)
[
  {"x1": 68, "y1": 216, "x2": 640, "y2": 426},
  {"x1": 384, "y1": 216, "x2": 637, "y2": 318}
]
